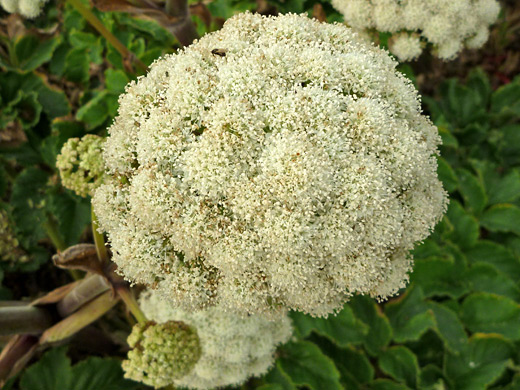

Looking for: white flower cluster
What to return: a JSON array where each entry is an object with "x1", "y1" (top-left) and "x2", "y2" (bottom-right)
[
  {"x1": 331, "y1": 0, "x2": 500, "y2": 61},
  {"x1": 0, "y1": 0, "x2": 48, "y2": 18},
  {"x1": 139, "y1": 290, "x2": 292, "y2": 390},
  {"x1": 94, "y1": 12, "x2": 447, "y2": 318}
]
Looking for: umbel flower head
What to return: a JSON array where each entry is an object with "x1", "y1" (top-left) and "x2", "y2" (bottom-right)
[
  {"x1": 123, "y1": 320, "x2": 201, "y2": 388},
  {"x1": 57, "y1": 134, "x2": 105, "y2": 198},
  {"x1": 138, "y1": 290, "x2": 292, "y2": 390},
  {"x1": 94, "y1": 12, "x2": 448, "y2": 318},
  {"x1": 331, "y1": 0, "x2": 500, "y2": 61},
  {"x1": 0, "y1": 0, "x2": 49, "y2": 18}
]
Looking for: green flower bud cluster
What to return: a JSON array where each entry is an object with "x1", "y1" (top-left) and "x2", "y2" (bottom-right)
[
  {"x1": 56, "y1": 135, "x2": 105, "y2": 198},
  {"x1": 0, "y1": 209, "x2": 29, "y2": 264},
  {"x1": 123, "y1": 320, "x2": 202, "y2": 389}
]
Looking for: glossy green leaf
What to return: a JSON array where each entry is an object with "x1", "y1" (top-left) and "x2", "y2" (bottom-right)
[
  {"x1": 437, "y1": 157, "x2": 458, "y2": 193},
  {"x1": 46, "y1": 189, "x2": 92, "y2": 247},
  {"x1": 13, "y1": 35, "x2": 61, "y2": 72},
  {"x1": 20, "y1": 347, "x2": 72, "y2": 390},
  {"x1": 487, "y1": 170, "x2": 520, "y2": 205},
  {"x1": 491, "y1": 79, "x2": 520, "y2": 123},
  {"x1": 445, "y1": 334, "x2": 514, "y2": 390},
  {"x1": 278, "y1": 341, "x2": 342, "y2": 390},
  {"x1": 10, "y1": 168, "x2": 50, "y2": 248},
  {"x1": 461, "y1": 293, "x2": 520, "y2": 340},
  {"x1": 64, "y1": 48, "x2": 90, "y2": 84},
  {"x1": 465, "y1": 241, "x2": 520, "y2": 281},
  {"x1": 379, "y1": 346, "x2": 420, "y2": 388},
  {"x1": 19, "y1": 347, "x2": 140, "y2": 390},
  {"x1": 264, "y1": 363, "x2": 297, "y2": 390},
  {"x1": 445, "y1": 201, "x2": 479, "y2": 249},
  {"x1": 466, "y1": 262, "x2": 520, "y2": 301},
  {"x1": 385, "y1": 286, "x2": 435, "y2": 343},
  {"x1": 411, "y1": 256, "x2": 469, "y2": 299},
  {"x1": 105, "y1": 69, "x2": 130, "y2": 95},
  {"x1": 428, "y1": 302, "x2": 468, "y2": 353},
  {"x1": 350, "y1": 295, "x2": 392, "y2": 356},
  {"x1": 76, "y1": 91, "x2": 109, "y2": 129},
  {"x1": 456, "y1": 168, "x2": 487, "y2": 214},
  {"x1": 370, "y1": 379, "x2": 411, "y2": 390},
  {"x1": 69, "y1": 31, "x2": 103, "y2": 64},
  {"x1": 69, "y1": 357, "x2": 141, "y2": 390},
  {"x1": 0, "y1": 71, "x2": 69, "y2": 118},
  {"x1": 481, "y1": 204, "x2": 520, "y2": 235},
  {"x1": 290, "y1": 305, "x2": 368, "y2": 347}
]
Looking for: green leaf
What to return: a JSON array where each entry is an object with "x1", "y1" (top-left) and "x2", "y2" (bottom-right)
[
  {"x1": 46, "y1": 189, "x2": 92, "y2": 247},
  {"x1": 350, "y1": 295, "x2": 392, "y2": 356},
  {"x1": 370, "y1": 379, "x2": 411, "y2": 390},
  {"x1": 69, "y1": 31, "x2": 103, "y2": 64},
  {"x1": 20, "y1": 347, "x2": 72, "y2": 390},
  {"x1": 258, "y1": 385, "x2": 285, "y2": 390},
  {"x1": 39, "y1": 120, "x2": 84, "y2": 168},
  {"x1": 50, "y1": 43, "x2": 71, "y2": 76},
  {"x1": 379, "y1": 346, "x2": 420, "y2": 388},
  {"x1": 76, "y1": 91, "x2": 109, "y2": 129},
  {"x1": 290, "y1": 305, "x2": 368, "y2": 347},
  {"x1": 491, "y1": 80, "x2": 520, "y2": 123},
  {"x1": 9, "y1": 90, "x2": 42, "y2": 129},
  {"x1": 445, "y1": 200, "x2": 479, "y2": 248},
  {"x1": 500, "y1": 124, "x2": 520, "y2": 166},
  {"x1": 115, "y1": 13, "x2": 174, "y2": 45},
  {"x1": 64, "y1": 48, "x2": 90, "y2": 84},
  {"x1": 465, "y1": 241, "x2": 520, "y2": 281},
  {"x1": 437, "y1": 126, "x2": 459, "y2": 148},
  {"x1": 13, "y1": 35, "x2": 61, "y2": 72},
  {"x1": 437, "y1": 157, "x2": 458, "y2": 193},
  {"x1": 420, "y1": 364, "x2": 447, "y2": 390},
  {"x1": 487, "y1": 170, "x2": 520, "y2": 205},
  {"x1": 445, "y1": 334, "x2": 513, "y2": 390},
  {"x1": 278, "y1": 341, "x2": 342, "y2": 390},
  {"x1": 428, "y1": 302, "x2": 468, "y2": 353},
  {"x1": 385, "y1": 286, "x2": 436, "y2": 343},
  {"x1": 461, "y1": 293, "x2": 520, "y2": 340},
  {"x1": 456, "y1": 168, "x2": 487, "y2": 214},
  {"x1": 466, "y1": 68, "x2": 491, "y2": 107},
  {"x1": 264, "y1": 363, "x2": 297, "y2": 390},
  {"x1": 105, "y1": 69, "x2": 130, "y2": 95},
  {"x1": 70, "y1": 357, "x2": 140, "y2": 390},
  {"x1": 0, "y1": 71, "x2": 69, "y2": 118},
  {"x1": 466, "y1": 263, "x2": 520, "y2": 301},
  {"x1": 411, "y1": 256, "x2": 469, "y2": 299},
  {"x1": 481, "y1": 204, "x2": 520, "y2": 235},
  {"x1": 10, "y1": 168, "x2": 50, "y2": 248},
  {"x1": 317, "y1": 340, "x2": 374, "y2": 388},
  {"x1": 20, "y1": 347, "x2": 140, "y2": 390},
  {"x1": 335, "y1": 347, "x2": 374, "y2": 385}
]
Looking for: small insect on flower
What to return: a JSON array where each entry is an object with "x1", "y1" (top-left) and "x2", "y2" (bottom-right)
[{"x1": 211, "y1": 48, "x2": 228, "y2": 57}]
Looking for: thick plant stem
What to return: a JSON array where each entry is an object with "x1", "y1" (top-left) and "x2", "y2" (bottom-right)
[
  {"x1": 165, "y1": 0, "x2": 198, "y2": 47},
  {"x1": 116, "y1": 287, "x2": 147, "y2": 324},
  {"x1": 66, "y1": 0, "x2": 148, "y2": 73},
  {"x1": 56, "y1": 274, "x2": 111, "y2": 317},
  {"x1": 91, "y1": 208, "x2": 108, "y2": 264},
  {"x1": 0, "y1": 305, "x2": 53, "y2": 336}
]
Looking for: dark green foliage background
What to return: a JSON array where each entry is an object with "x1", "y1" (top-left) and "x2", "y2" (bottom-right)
[{"x1": 0, "y1": 1, "x2": 519, "y2": 389}]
